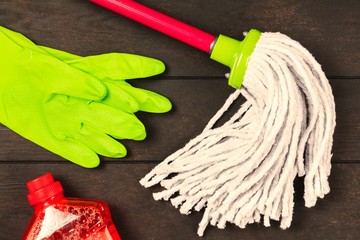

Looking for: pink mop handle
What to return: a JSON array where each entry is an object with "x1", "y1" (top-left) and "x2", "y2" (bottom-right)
[{"x1": 90, "y1": 0, "x2": 216, "y2": 53}]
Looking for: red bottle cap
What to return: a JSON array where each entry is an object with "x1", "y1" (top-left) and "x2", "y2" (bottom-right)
[{"x1": 26, "y1": 173, "x2": 64, "y2": 206}]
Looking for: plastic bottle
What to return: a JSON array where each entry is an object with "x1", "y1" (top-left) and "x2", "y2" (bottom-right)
[{"x1": 23, "y1": 173, "x2": 121, "y2": 240}]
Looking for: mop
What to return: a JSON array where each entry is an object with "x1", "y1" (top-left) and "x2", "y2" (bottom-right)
[{"x1": 91, "y1": 0, "x2": 336, "y2": 236}]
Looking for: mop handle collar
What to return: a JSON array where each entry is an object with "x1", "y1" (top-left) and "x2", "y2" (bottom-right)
[
  {"x1": 210, "y1": 29, "x2": 262, "y2": 89},
  {"x1": 89, "y1": 0, "x2": 216, "y2": 53}
]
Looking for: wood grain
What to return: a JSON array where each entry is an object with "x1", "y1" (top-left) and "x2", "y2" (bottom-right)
[
  {"x1": 0, "y1": 163, "x2": 359, "y2": 240},
  {"x1": 0, "y1": 0, "x2": 359, "y2": 239}
]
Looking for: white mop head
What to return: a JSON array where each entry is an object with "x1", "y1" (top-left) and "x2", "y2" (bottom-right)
[{"x1": 140, "y1": 32, "x2": 336, "y2": 236}]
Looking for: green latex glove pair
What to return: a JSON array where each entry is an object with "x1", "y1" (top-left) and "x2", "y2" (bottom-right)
[{"x1": 0, "y1": 26, "x2": 171, "y2": 168}]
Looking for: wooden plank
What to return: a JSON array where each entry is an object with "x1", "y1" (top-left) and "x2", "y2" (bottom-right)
[
  {"x1": 0, "y1": 78, "x2": 358, "y2": 162},
  {"x1": 0, "y1": 163, "x2": 359, "y2": 239},
  {"x1": 0, "y1": 1, "x2": 358, "y2": 240},
  {"x1": 0, "y1": 0, "x2": 358, "y2": 77}
]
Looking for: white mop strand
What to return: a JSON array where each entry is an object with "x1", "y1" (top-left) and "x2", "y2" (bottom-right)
[{"x1": 140, "y1": 32, "x2": 336, "y2": 236}]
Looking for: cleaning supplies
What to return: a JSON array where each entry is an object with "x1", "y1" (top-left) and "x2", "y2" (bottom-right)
[
  {"x1": 23, "y1": 173, "x2": 121, "y2": 239},
  {"x1": 0, "y1": 26, "x2": 171, "y2": 168},
  {"x1": 90, "y1": 0, "x2": 336, "y2": 236}
]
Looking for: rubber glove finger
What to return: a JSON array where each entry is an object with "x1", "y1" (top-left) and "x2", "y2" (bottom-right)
[
  {"x1": 36, "y1": 52, "x2": 107, "y2": 101},
  {"x1": 9, "y1": 114, "x2": 101, "y2": 168},
  {"x1": 84, "y1": 102, "x2": 147, "y2": 140},
  {"x1": 0, "y1": 27, "x2": 78, "y2": 59},
  {"x1": 1, "y1": 42, "x2": 107, "y2": 101},
  {"x1": 52, "y1": 70, "x2": 107, "y2": 101},
  {"x1": 39, "y1": 46, "x2": 171, "y2": 111},
  {"x1": 0, "y1": 29, "x2": 106, "y2": 101},
  {"x1": 0, "y1": 26, "x2": 39, "y2": 52},
  {"x1": 113, "y1": 81, "x2": 172, "y2": 113},
  {"x1": 80, "y1": 53, "x2": 166, "y2": 80},
  {"x1": 35, "y1": 136, "x2": 101, "y2": 168},
  {"x1": 39, "y1": 45, "x2": 80, "y2": 61},
  {"x1": 4, "y1": 30, "x2": 164, "y2": 93},
  {"x1": 40, "y1": 49, "x2": 165, "y2": 81},
  {"x1": 38, "y1": 47, "x2": 142, "y2": 112},
  {"x1": 102, "y1": 81, "x2": 141, "y2": 113},
  {"x1": 40, "y1": 47, "x2": 171, "y2": 113},
  {"x1": 74, "y1": 124, "x2": 127, "y2": 158},
  {"x1": 101, "y1": 80, "x2": 171, "y2": 113},
  {"x1": 0, "y1": 28, "x2": 80, "y2": 62}
]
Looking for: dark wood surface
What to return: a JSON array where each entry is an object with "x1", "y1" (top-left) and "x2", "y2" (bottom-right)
[{"x1": 0, "y1": 0, "x2": 359, "y2": 239}]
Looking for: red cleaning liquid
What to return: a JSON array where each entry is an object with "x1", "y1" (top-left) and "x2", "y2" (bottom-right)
[{"x1": 23, "y1": 173, "x2": 121, "y2": 240}]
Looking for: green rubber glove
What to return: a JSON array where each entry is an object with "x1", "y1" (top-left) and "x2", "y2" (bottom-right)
[
  {"x1": 39, "y1": 47, "x2": 172, "y2": 114},
  {"x1": 0, "y1": 26, "x2": 171, "y2": 168}
]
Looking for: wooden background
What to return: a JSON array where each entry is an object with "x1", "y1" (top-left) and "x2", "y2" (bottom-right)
[{"x1": 0, "y1": 0, "x2": 359, "y2": 239}]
